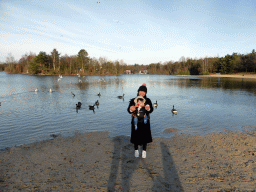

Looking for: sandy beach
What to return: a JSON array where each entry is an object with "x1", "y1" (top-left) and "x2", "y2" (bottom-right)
[
  {"x1": 1, "y1": 129, "x2": 256, "y2": 191},
  {"x1": 177, "y1": 73, "x2": 256, "y2": 80},
  {"x1": 201, "y1": 73, "x2": 256, "y2": 79}
]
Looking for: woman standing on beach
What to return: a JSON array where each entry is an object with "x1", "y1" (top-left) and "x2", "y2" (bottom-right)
[{"x1": 127, "y1": 83, "x2": 154, "y2": 158}]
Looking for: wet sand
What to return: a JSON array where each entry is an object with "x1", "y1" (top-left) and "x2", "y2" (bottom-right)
[{"x1": 1, "y1": 130, "x2": 256, "y2": 191}]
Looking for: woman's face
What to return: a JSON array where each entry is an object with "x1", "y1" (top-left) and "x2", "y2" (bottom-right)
[{"x1": 138, "y1": 91, "x2": 146, "y2": 97}]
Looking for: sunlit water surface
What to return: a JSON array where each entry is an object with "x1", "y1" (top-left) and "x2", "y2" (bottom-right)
[{"x1": 0, "y1": 72, "x2": 256, "y2": 150}]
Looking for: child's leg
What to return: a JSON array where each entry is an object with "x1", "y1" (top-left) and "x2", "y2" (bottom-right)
[
  {"x1": 144, "y1": 114, "x2": 147, "y2": 124},
  {"x1": 134, "y1": 144, "x2": 138, "y2": 150},
  {"x1": 134, "y1": 116, "x2": 138, "y2": 130}
]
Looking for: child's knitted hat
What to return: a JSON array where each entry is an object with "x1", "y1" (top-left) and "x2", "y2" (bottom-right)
[{"x1": 134, "y1": 96, "x2": 146, "y2": 104}]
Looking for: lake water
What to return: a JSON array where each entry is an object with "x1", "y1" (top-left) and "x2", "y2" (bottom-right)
[{"x1": 0, "y1": 72, "x2": 256, "y2": 150}]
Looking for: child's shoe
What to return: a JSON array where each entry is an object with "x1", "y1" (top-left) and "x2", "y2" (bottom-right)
[
  {"x1": 142, "y1": 150, "x2": 146, "y2": 158},
  {"x1": 135, "y1": 150, "x2": 139, "y2": 157}
]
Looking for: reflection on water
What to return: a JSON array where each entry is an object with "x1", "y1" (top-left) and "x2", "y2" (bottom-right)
[
  {"x1": 162, "y1": 77, "x2": 256, "y2": 95},
  {"x1": 0, "y1": 72, "x2": 256, "y2": 150}
]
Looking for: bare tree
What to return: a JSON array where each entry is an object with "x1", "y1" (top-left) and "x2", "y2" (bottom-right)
[
  {"x1": 51, "y1": 49, "x2": 60, "y2": 72},
  {"x1": 6, "y1": 53, "x2": 15, "y2": 73}
]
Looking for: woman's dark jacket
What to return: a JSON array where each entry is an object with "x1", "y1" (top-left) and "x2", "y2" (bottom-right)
[{"x1": 127, "y1": 95, "x2": 154, "y2": 145}]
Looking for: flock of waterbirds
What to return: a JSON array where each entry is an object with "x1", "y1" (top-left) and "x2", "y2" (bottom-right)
[
  {"x1": 72, "y1": 91, "x2": 125, "y2": 113},
  {"x1": 32, "y1": 85, "x2": 126, "y2": 114},
  {"x1": 3, "y1": 86, "x2": 177, "y2": 116},
  {"x1": 13, "y1": 74, "x2": 177, "y2": 115},
  {"x1": 73, "y1": 92, "x2": 98, "y2": 113},
  {"x1": 0, "y1": 100, "x2": 177, "y2": 114},
  {"x1": 31, "y1": 73, "x2": 129, "y2": 114},
  {"x1": 151, "y1": 100, "x2": 177, "y2": 115},
  {"x1": 2, "y1": 90, "x2": 178, "y2": 115}
]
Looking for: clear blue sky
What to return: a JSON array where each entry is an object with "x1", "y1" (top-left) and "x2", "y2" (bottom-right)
[{"x1": 1, "y1": 0, "x2": 256, "y2": 65}]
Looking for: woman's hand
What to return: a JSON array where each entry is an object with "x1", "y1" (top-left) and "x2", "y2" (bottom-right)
[
  {"x1": 145, "y1": 105, "x2": 150, "y2": 111},
  {"x1": 130, "y1": 106, "x2": 136, "y2": 112}
]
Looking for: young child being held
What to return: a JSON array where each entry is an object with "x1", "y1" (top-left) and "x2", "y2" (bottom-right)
[{"x1": 133, "y1": 96, "x2": 148, "y2": 130}]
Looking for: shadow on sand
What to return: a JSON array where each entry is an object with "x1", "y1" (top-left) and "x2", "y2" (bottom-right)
[{"x1": 107, "y1": 136, "x2": 184, "y2": 191}]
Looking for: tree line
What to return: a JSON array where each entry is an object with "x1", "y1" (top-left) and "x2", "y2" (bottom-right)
[
  {"x1": 1, "y1": 48, "x2": 256, "y2": 75},
  {"x1": 1, "y1": 49, "x2": 126, "y2": 75}
]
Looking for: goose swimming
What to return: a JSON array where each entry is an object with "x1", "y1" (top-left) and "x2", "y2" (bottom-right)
[
  {"x1": 76, "y1": 102, "x2": 82, "y2": 109},
  {"x1": 89, "y1": 104, "x2": 95, "y2": 109},
  {"x1": 118, "y1": 94, "x2": 125, "y2": 99},
  {"x1": 172, "y1": 105, "x2": 177, "y2": 114}
]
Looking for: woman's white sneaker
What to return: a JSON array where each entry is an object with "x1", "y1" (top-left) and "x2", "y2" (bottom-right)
[
  {"x1": 135, "y1": 150, "x2": 139, "y2": 157},
  {"x1": 142, "y1": 150, "x2": 146, "y2": 158}
]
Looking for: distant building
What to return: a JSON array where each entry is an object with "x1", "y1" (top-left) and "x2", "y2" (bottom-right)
[
  {"x1": 139, "y1": 70, "x2": 148, "y2": 74},
  {"x1": 126, "y1": 70, "x2": 132, "y2": 74}
]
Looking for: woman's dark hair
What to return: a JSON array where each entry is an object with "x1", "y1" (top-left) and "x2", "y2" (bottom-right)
[{"x1": 137, "y1": 85, "x2": 147, "y2": 93}]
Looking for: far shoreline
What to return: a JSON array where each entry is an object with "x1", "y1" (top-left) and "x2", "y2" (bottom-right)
[
  {"x1": 201, "y1": 73, "x2": 256, "y2": 79},
  {"x1": 177, "y1": 73, "x2": 256, "y2": 79},
  {"x1": 2, "y1": 71, "x2": 256, "y2": 79}
]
